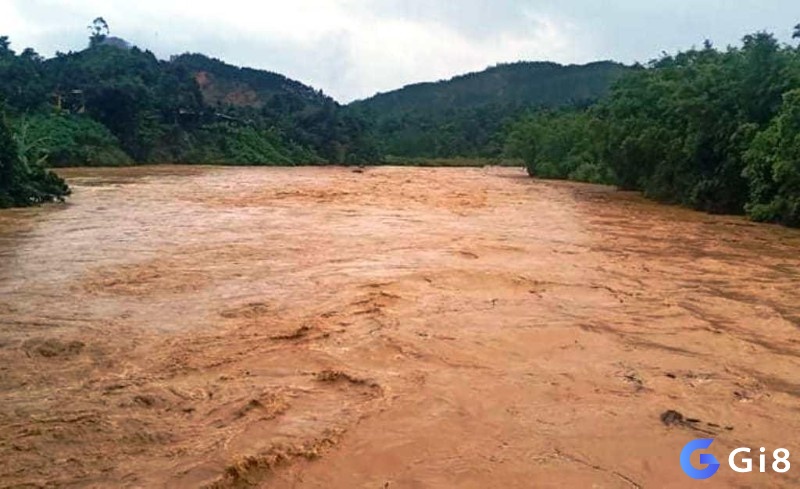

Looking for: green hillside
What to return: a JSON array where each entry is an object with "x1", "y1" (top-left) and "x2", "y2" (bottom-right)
[
  {"x1": 169, "y1": 53, "x2": 380, "y2": 164},
  {"x1": 171, "y1": 53, "x2": 328, "y2": 109},
  {"x1": 348, "y1": 61, "x2": 632, "y2": 158},
  {"x1": 0, "y1": 25, "x2": 377, "y2": 168}
]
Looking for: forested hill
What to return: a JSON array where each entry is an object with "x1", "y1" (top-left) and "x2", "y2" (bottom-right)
[
  {"x1": 347, "y1": 61, "x2": 631, "y2": 158},
  {"x1": 171, "y1": 53, "x2": 329, "y2": 109},
  {"x1": 0, "y1": 27, "x2": 379, "y2": 168},
  {"x1": 168, "y1": 53, "x2": 380, "y2": 164},
  {"x1": 353, "y1": 61, "x2": 630, "y2": 113}
]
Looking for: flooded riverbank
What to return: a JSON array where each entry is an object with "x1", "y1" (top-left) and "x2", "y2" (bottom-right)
[{"x1": 1, "y1": 166, "x2": 799, "y2": 488}]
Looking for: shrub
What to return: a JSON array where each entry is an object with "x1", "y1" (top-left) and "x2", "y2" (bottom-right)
[{"x1": 0, "y1": 110, "x2": 70, "y2": 207}]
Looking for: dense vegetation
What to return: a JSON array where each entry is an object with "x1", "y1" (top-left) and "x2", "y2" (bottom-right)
[
  {"x1": 0, "y1": 20, "x2": 377, "y2": 169},
  {"x1": 349, "y1": 61, "x2": 630, "y2": 158},
  {"x1": 505, "y1": 30, "x2": 800, "y2": 226},
  {"x1": 0, "y1": 106, "x2": 70, "y2": 208},
  {"x1": 170, "y1": 54, "x2": 379, "y2": 164}
]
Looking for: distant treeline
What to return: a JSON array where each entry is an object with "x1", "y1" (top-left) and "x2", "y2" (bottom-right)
[{"x1": 505, "y1": 30, "x2": 800, "y2": 226}]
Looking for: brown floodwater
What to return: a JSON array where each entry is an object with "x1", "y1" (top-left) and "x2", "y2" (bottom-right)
[{"x1": 1, "y1": 166, "x2": 799, "y2": 488}]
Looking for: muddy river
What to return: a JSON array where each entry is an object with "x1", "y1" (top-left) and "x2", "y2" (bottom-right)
[{"x1": 1, "y1": 166, "x2": 799, "y2": 488}]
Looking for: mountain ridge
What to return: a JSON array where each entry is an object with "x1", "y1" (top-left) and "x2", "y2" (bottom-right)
[
  {"x1": 351, "y1": 60, "x2": 631, "y2": 107},
  {"x1": 346, "y1": 60, "x2": 632, "y2": 158},
  {"x1": 170, "y1": 53, "x2": 332, "y2": 109}
]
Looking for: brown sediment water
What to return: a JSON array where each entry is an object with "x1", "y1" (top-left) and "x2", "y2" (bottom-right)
[{"x1": 1, "y1": 165, "x2": 799, "y2": 488}]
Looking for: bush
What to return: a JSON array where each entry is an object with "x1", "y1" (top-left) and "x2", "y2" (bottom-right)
[
  {"x1": 21, "y1": 113, "x2": 132, "y2": 166},
  {"x1": 181, "y1": 124, "x2": 322, "y2": 165},
  {"x1": 0, "y1": 110, "x2": 70, "y2": 208},
  {"x1": 505, "y1": 110, "x2": 613, "y2": 184}
]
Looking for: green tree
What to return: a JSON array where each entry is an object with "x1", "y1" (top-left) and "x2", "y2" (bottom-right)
[
  {"x1": 505, "y1": 109, "x2": 613, "y2": 184},
  {"x1": 23, "y1": 113, "x2": 132, "y2": 167},
  {"x1": 88, "y1": 17, "x2": 110, "y2": 47},
  {"x1": 0, "y1": 106, "x2": 70, "y2": 208},
  {"x1": 744, "y1": 89, "x2": 800, "y2": 225}
]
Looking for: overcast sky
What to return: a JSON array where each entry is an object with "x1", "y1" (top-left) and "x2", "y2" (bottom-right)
[{"x1": 1, "y1": 1, "x2": 798, "y2": 102}]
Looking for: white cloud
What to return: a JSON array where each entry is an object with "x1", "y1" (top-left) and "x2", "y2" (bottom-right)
[{"x1": 337, "y1": 11, "x2": 584, "y2": 101}]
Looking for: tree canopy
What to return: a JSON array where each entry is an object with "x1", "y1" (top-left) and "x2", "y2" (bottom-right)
[{"x1": 505, "y1": 30, "x2": 800, "y2": 226}]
